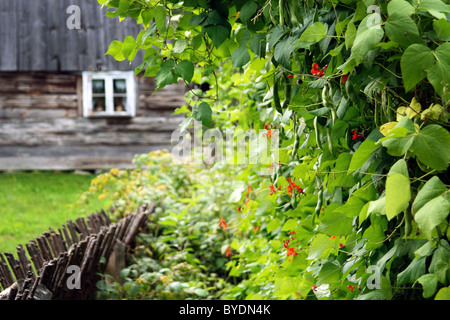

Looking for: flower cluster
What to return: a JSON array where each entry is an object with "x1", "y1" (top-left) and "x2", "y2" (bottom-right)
[
  {"x1": 264, "y1": 123, "x2": 274, "y2": 140},
  {"x1": 218, "y1": 218, "x2": 228, "y2": 230},
  {"x1": 225, "y1": 247, "x2": 232, "y2": 258},
  {"x1": 286, "y1": 177, "x2": 304, "y2": 198},
  {"x1": 283, "y1": 231, "x2": 298, "y2": 261},
  {"x1": 311, "y1": 63, "x2": 327, "y2": 77}
]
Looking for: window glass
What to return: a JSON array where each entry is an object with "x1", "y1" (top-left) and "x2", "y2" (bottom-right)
[
  {"x1": 114, "y1": 97, "x2": 127, "y2": 112},
  {"x1": 113, "y1": 79, "x2": 127, "y2": 94},
  {"x1": 92, "y1": 79, "x2": 105, "y2": 94}
]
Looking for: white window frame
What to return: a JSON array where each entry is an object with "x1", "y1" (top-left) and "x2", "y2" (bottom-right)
[{"x1": 82, "y1": 71, "x2": 137, "y2": 117}]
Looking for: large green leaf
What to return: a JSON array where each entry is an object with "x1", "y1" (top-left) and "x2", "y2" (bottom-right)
[
  {"x1": 385, "y1": 13, "x2": 420, "y2": 48},
  {"x1": 307, "y1": 234, "x2": 334, "y2": 260},
  {"x1": 154, "y1": 5, "x2": 166, "y2": 33},
  {"x1": 415, "y1": 196, "x2": 449, "y2": 240},
  {"x1": 413, "y1": 176, "x2": 447, "y2": 213},
  {"x1": 435, "y1": 287, "x2": 450, "y2": 300},
  {"x1": 400, "y1": 44, "x2": 436, "y2": 92},
  {"x1": 274, "y1": 37, "x2": 295, "y2": 68},
  {"x1": 385, "y1": 173, "x2": 411, "y2": 220},
  {"x1": 351, "y1": 14, "x2": 384, "y2": 64},
  {"x1": 155, "y1": 59, "x2": 175, "y2": 88},
  {"x1": 397, "y1": 256, "x2": 427, "y2": 285},
  {"x1": 205, "y1": 24, "x2": 230, "y2": 48},
  {"x1": 416, "y1": 0, "x2": 450, "y2": 20},
  {"x1": 238, "y1": 1, "x2": 258, "y2": 24},
  {"x1": 175, "y1": 60, "x2": 194, "y2": 83},
  {"x1": 318, "y1": 210, "x2": 353, "y2": 236},
  {"x1": 426, "y1": 43, "x2": 450, "y2": 101},
  {"x1": 416, "y1": 274, "x2": 439, "y2": 298},
  {"x1": 318, "y1": 262, "x2": 341, "y2": 284},
  {"x1": 194, "y1": 102, "x2": 213, "y2": 128},
  {"x1": 412, "y1": 124, "x2": 450, "y2": 171},
  {"x1": 433, "y1": 19, "x2": 450, "y2": 41},
  {"x1": 106, "y1": 40, "x2": 126, "y2": 61},
  {"x1": 300, "y1": 22, "x2": 327, "y2": 43},
  {"x1": 348, "y1": 140, "x2": 378, "y2": 172},
  {"x1": 387, "y1": 0, "x2": 415, "y2": 16},
  {"x1": 231, "y1": 45, "x2": 250, "y2": 68}
]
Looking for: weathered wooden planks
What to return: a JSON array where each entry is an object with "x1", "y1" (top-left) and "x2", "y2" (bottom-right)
[
  {"x1": 0, "y1": 0, "x2": 145, "y2": 72},
  {"x1": 0, "y1": 204, "x2": 155, "y2": 300}
]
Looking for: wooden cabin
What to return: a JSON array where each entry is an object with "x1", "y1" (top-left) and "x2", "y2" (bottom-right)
[{"x1": 0, "y1": 0, "x2": 186, "y2": 170}]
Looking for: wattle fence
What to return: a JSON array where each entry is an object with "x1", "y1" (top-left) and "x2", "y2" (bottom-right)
[{"x1": 0, "y1": 203, "x2": 154, "y2": 300}]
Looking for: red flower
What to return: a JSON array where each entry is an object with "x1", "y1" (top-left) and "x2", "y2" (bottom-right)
[
  {"x1": 312, "y1": 285, "x2": 317, "y2": 291},
  {"x1": 311, "y1": 63, "x2": 325, "y2": 77},
  {"x1": 219, "y1": 218, "x2": 228, "y2": 230},
  {"x1": 269, "y1": 185, "x2": 276, "y2": 195},
  {"x1": 225, "y1": 247, "x2": 232, "y2": 257},
  {"x1": 253, "y1": 225, "x2": 259, "y2": 232},
  {"x1": 236, "y1": 12, "x2": 240, "y2": 19},
  {"x1": 330, "y1": 235, "x2": 336, "y2": 239},
  {"x1": 347, "y1": 285, "x2": 355, "y2": 292},
  {"x1": 342, "y1": 74, "x2": 349, "y2": 84},
  {"x1": 247, "y1": 185, "x2": 252, "y2": 193},
  {"x1": 339, "y1": 243, "x2": 345, "y2": 248},
  {"x1": 286, "y1": 247, "x2": 297, "y2": 257},
  {"x1": 351, "y1": 129, "x2": 364, "y2": 141}
]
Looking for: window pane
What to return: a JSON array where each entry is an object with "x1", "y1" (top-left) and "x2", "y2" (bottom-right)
[
  {"x1": 92, "y1": 97, "x2": 106, "y2": 112},
  {"x1": 114, "y1": 79, "x2": 127, "y2": 94},
  {"x1": 114, "y1": 97, "x2": 127, "y2": 112},
  {"x1": 92, "y1": 79, "x2": 105, "y2": 94}
]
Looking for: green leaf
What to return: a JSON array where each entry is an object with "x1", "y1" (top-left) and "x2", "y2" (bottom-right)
[
  {"x1": 300, "y1": 22, "x2": 327, "y2": 43},
  {"x1": 331, "y1": 153, "x2": 356, "y2": 188},
  {"x1": 173, "y1": 39, "x2": 188, "y2": 54},
  {"x1": 387, "y1": 0, "x2": 415, "y2": 16},
  {"x1": 388, "y1": 159, "x2": 409, "y2": 178},
  {"x1": 282, "y1": 219, "x2": 298, "y2": 231},
  {"x1": 122, "y1": 36, "x2": 137, "y2": 61},
  {"x1": 351, "y1": 14, "x2": 384, "y2": 64},
  {"x1": 385, "y1": 13, "x2": 420, "y2": 48},
  {"x1": 249, "y1": 33, "x2": 267, "y2": 57},
  {"x1": 412, "y1": 124, "x2": 450, "y2": 171},
  {"x1": 416, "y1": 274, "x2": 439, "y2": 298},
  {"x1": 106, "y1": 40, "x2": 126, "y2": 61},
  {"x1": 154, "y1": 6, "x2": 166, "y2": 33},
  {"x1": 435, "y1": 287, "x2": 450, "y2": 300},
  {"x1": 194, "y1": 288, "x2": 208, "y2": 297},
  {"x1": 426, "y1": 43, "x2": 450, "y2": 101},
  {"x1": 400, "y1": 44, "x2": 436, "y2": 92},
  {"x1": 397, "y1": 256, "x2": 427, "y2": 285},
  {"x1": 205, "y1": 24, "x2": 230, "y2": 48},
  {"x1": 416, "y1": 0, "x2": 450, "y2": 19},
  {"x1": 318, "y1": 262, "x2": 341, "y2": 284},
  {"x1": 155, "y1": 59, "x2": 175, "y2": 88},
  {"x1": 175, "y1": 60, "x2": 194, "y2": 83},
  {"x1": 413, "y1": 176, "x2": 447, "y2": 213},
  {"x1": 433, "y1": 19, "x2": 450, "y2": 41},
  {"x1": 231, "y1": 45, "x2": 250, "y2": 68},
  {"x1": 385, "y1": 174, "x2": 411, "y2": 220},
  {"x1": 307, "y1": 234, "x2": 334, "y2": 260},
  {"x1": 415, "y1": 196, "x2": 449, "y2": 240},
  {"x1": 238, "y1": 1, "x2": 258, "y2": 23},
  {"x1": 274, "y1": 37, "x2": 295, "y2": 69},
  {"x1": 194, "y1": 102, "x2": 212, "y2": 128},
  {"x1": 318, "y1": 210, "x2": 353, "y2": 236},
  {"x1": 345, "y1": 22, "x2": 356, "y2": 50},
  {"x1": 348, "y1": 140, "x2": 378, "y2": 172}
]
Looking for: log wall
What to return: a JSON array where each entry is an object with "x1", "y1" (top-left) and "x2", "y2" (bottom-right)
[{"x1": 0, "y1": 72, "x2": 186, "y2": 170}]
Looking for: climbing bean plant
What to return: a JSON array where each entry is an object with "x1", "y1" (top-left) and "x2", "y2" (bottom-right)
[{"x1": 99, "y1": 0, "x2": 450, "y2": 300}]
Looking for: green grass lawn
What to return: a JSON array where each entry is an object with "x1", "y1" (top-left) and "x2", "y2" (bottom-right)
[{"x1": 0, "y1": 172, "x2": 111, "y2": 254}]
